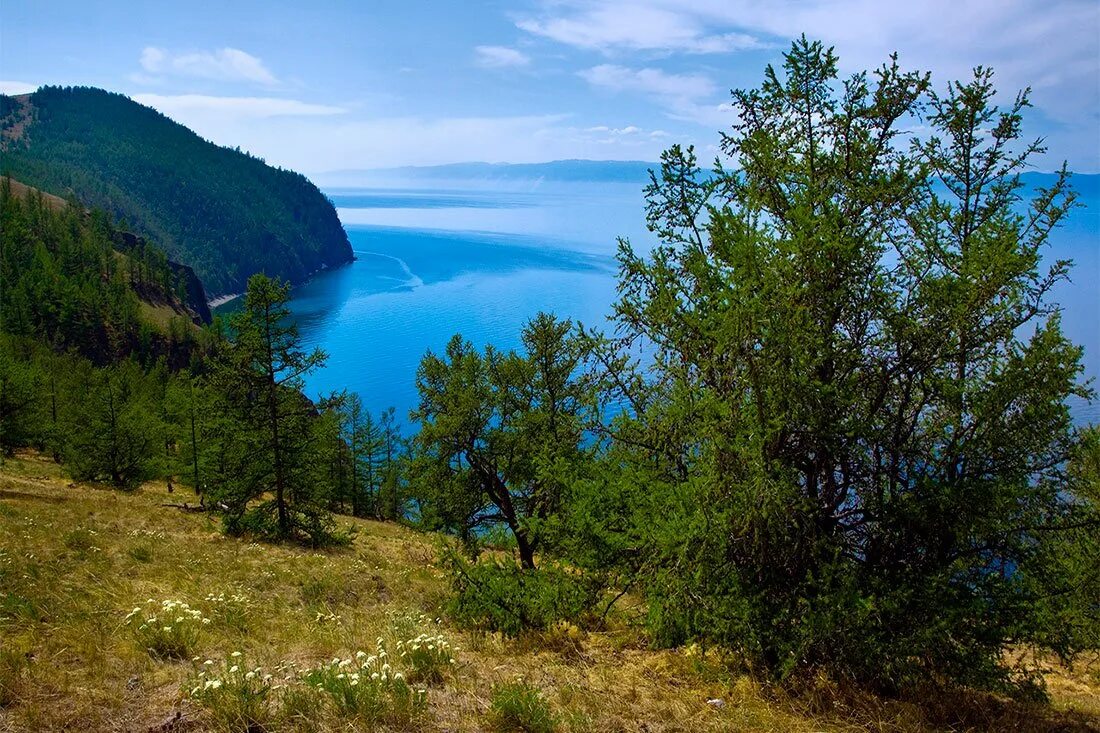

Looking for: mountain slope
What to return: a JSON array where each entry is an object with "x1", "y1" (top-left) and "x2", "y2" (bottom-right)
[
  {"x1": 1, "y1": 176, "x2": 208, "y2": 368},
  {"x1": 0, "y1": 87, "x2": 352, "y2": 297}
]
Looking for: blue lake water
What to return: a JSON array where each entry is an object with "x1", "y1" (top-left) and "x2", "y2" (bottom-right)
[{"x1": 220, "y1": 175, "x2": 1099, "y2": 428}]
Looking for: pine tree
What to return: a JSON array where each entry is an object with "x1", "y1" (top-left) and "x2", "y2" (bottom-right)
[
  {"x1": 590, "y1": 38, "x2": 1096, "y2": 690},
  {"x1": 207, "y1": 274, "x2": 339, "y2": 544}
]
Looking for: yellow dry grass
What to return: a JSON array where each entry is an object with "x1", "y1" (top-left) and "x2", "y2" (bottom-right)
[{"x1": 1, "y1": 451, "x2": 1097, "y2": 732}]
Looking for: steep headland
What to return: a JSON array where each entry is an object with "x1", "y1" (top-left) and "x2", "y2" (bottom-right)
[{"x1": 0, "y1": 87, "x2": 352, "y2": 297}]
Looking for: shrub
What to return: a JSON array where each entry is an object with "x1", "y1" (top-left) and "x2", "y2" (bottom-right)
[
  {"x1": 125, "y1": 599, "x2": 206, "y2": 659},
  {"x1": 488, "y1": 681, "x2": 558, "y2": 733},
  {"x1": 301, "y1": 642, "x2": 426, "y2": 725},
  {"x1": 204, "y1": 591, "x2": 251, "y2": 632},
  {"x1": 63, "y1": 527, "x2": 96, "y2": 552},
  {"x1": 126, "y1": 544, "x2": 153, "y2": 562},
  {"x1": 444, "y1": 552, "x2": 603, "y2": 636},
  {"x1": 186, "y1": 652, "x2": 273, "y2": 731},
  {"x1": 396, "y1": 632, "x2": 455, "y2": 685}
]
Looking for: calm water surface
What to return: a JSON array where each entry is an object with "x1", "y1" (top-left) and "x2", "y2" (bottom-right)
[{"x1": 219, "y1": 176, "x2": 1099, "y2": 428}]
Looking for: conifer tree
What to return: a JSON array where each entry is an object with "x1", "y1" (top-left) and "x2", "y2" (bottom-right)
[
  {"x1": 588, "y1": 38, "x2": 1096, "y2": 690},
  {"x1": 207, "y1": 274, "x2": 338, "y2": 544}
]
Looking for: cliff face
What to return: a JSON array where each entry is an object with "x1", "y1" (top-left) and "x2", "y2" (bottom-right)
[
  {"x1": 111, "y1": 229, "x2": 212, "y2": 325},
  {"x1": 1, "y1": 87, "x2": 353, "y2": 297}
]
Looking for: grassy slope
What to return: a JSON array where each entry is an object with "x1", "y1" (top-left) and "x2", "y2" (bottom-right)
[{"x1": 1, "y1": 452, "x2": 1097, "y2": 732}]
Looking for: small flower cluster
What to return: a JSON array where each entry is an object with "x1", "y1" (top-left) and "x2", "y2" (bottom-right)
[
  {"x1": 125, "y1": 599, "x2": 207, "y2": 659},
  {"x1": 314, "y1": 610, "x2": 342, "y2": 625},
  {"x1": 186, "y1": 652, "x2": 272, "y2": 730},
  {"x1": 300, "y1": 638, "x2": 426, "y2": 724},
  {"x1": 396, "y1": 632, "x2": 456, "y2": 685},
  {"x1": 204, "y1": 591, "x2": 250, "y2": 631},
  {"x1": 126, "y1": 528, "x2": 166, "y2": 540}
]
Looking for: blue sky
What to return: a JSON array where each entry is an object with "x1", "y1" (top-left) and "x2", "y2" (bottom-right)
[{"x1": 2, "y1": 0, "x2": 1098, "y2": 173}]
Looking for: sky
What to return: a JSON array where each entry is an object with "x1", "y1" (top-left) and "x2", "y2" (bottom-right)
[{"x1": 1, "y1": 0, "x2": 1098, "y2": 174}]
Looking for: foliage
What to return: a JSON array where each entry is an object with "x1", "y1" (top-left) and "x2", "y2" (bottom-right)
[
  {"x1": 443, "y1": 549, "x2": 603, "y2": 636},
  {"x1": 300, "y1": 644, "x2": 427, "y2": 725},
  {"x1": 125, "y1": 599, "x2": 207, "y2": 659},
  {"x1": 1, "y1": 86, "x2": 352, "y2": 296},
  {"x1": 412, "y1": 313, "x2": 594, "y2": 568},
  {"x1": 586, "y1": 37, "x2": 1097, "y2": 691},
  {"x1": 0, "y1": 343, "x2": 41, "y2": 456},
  {"x1": 396, "y1": 631, "x2": 456, "y2": 685},
  {"x1": 62, "y1": 360, "x2": 163, "y2": 489},
  {"x1": 206, "y1": 274, "x2": 345, "y2": 545},
  {"x1": 488, "y1": 681, "x2": 559, "y2": 733},
  {"x1": 186, "y1": 652, "x2": 274, "y2": 732},
  {"x1": 0, "y1": 178, "x2": 202, "y2": 368}
]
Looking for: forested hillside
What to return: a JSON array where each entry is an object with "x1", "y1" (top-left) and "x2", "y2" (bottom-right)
[
  {"x1": 0, "y1": 178, "x2": 207, "y2": 368},
  {"x1": 0, "y1": 87, "x2": 352, "y2": 297}
]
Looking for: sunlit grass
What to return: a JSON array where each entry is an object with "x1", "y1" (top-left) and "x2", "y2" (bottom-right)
[{"x1": 1, "y1": 450, "x2": 1097, "y2": 731}]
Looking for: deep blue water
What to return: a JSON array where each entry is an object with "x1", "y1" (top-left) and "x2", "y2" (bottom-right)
[
  {"x1": 271, "y1": 181, "x2": 645, "y2": 427},
  {"x1": 219, "y1": 175, "x2": 1099, "y2": 428}
]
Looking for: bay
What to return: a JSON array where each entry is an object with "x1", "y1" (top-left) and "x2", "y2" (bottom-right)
[{"x1": 219, "y1": 174, "x2": 1098, "y2": 428}]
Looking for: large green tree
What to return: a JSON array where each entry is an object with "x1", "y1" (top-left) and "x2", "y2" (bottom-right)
[
  {"x1": 62, "y1": 359, "x2": 163, "y2": 490},
  {"x1": 591, "y1": 38, "x2": 1096, "y2": 691},
  {"x1": 208, "y1": 274, "x2": 337, "y2": 544},
  {"x1": 413, "y1": 313, "x2": 593, "y2": 568}
]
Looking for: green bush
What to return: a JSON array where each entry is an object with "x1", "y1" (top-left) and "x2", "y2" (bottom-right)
[
  {"x1": 186, "y1": 652, "x2": 273, "y2": 731},
  {"x1": 488, "y1": 681, "x2": 558, "y2": 733},
  {"x1": 125, "y1": 599, "x2": 205, "y2": 659},
  {"x1": 443, "y1": 551, "x2": 603, "y2": 636},
  {"x1": 301, "y1": 647, "x2": 426, "y2": 725}
]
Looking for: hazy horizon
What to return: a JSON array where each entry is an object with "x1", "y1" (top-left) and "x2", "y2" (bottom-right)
[{"x1": 2, "y1": 1, "x2": 1097, "y2": 174}]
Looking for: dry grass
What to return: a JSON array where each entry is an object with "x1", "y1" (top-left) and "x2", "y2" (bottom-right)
[{"x1": 1, "y1": 450, "x2": 1098, "y2": 732}]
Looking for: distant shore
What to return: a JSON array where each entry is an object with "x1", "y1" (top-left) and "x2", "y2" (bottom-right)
[{"x1": 207, "y1": 292, "x2": 242, "y2": 309}]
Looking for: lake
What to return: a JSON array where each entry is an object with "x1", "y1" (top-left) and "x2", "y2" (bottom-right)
[{"x1": 221, "y1": 174, "x2": 1099, "y2": 428}]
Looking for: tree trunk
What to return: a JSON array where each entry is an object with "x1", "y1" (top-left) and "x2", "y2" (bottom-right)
[{"x1": 264, "y1": 307, "x2": 289, "y2": 537}]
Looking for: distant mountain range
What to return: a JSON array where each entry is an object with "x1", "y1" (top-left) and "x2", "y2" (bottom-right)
[
  {"x1": 0, "y1": 86, "x2": 352, "y2": 297},
  {"x1": 317, "y1": 159, "x2": 660, "y2": 188}
]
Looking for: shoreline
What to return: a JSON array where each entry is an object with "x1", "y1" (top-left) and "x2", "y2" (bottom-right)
[{"x1": 204, "y1": 255, "x2": 355, "y2": 311}]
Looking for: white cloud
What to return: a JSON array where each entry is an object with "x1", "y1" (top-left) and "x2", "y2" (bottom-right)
[
  {"x1": 579, "y1": 64, "x2": 734, "y2": 127},
  {"x1": 518, "y1": 4, "x2": 765, "y2": 54},
  {"x1": 132, "y1": 94, "x2": 346, "y2": 121},
  {"x1": 580, "y1": 64, "x2": 716, "y2": 99},
  {"x1": 120, "y1": 107, "x2": 680, "y2": 172},
  {"x1": 519, "y1": 0, "x2": 1098, "y2": 168},
  {"x1": 474, "y1": 45, "x2": 531, "y2": 69},
  {"x1": 0, "y1": 80, "x2": 37, "y2": 95},
  {"x1": 138, "y1": 46, "x2": 280, "y2": 86}
]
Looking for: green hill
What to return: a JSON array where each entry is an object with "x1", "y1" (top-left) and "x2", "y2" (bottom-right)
[{"x1": 0, "y1": 87, "x2": 352, "y2": 297}]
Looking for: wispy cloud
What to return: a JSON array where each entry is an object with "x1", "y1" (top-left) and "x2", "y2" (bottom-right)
[
  {"x1": 518, "y1": 4, "x2": 765, "y2": 54},
  {"x1": 474, "y1": 45, "x2": 531, "y2": 69},
  {"x1": 580, "y1": 64, "x2": 716, "y2": 99},
  {"x1": 133, "y1": 94, "x2": 345, "y2": 120},
  {"x1": 0, "y1": 80, "x2": 38, "y2": 95},
  {"x1": 138, "y1": 47, "x2": 280, "y2": 86}
]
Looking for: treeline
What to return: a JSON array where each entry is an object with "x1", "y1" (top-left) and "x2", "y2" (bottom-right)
[
  {"x1": 0, "y1": 281, "x2": 409, "y2": 540},
  {"x1": 0, "y1": 86, "x2": 352, "y2": 296},
  {"x1": 0, "y1": 184, "x2": 406, "y2": 543},
  {"x1": 0, "y1": 179, "x2": 202, "y2": 367}
]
